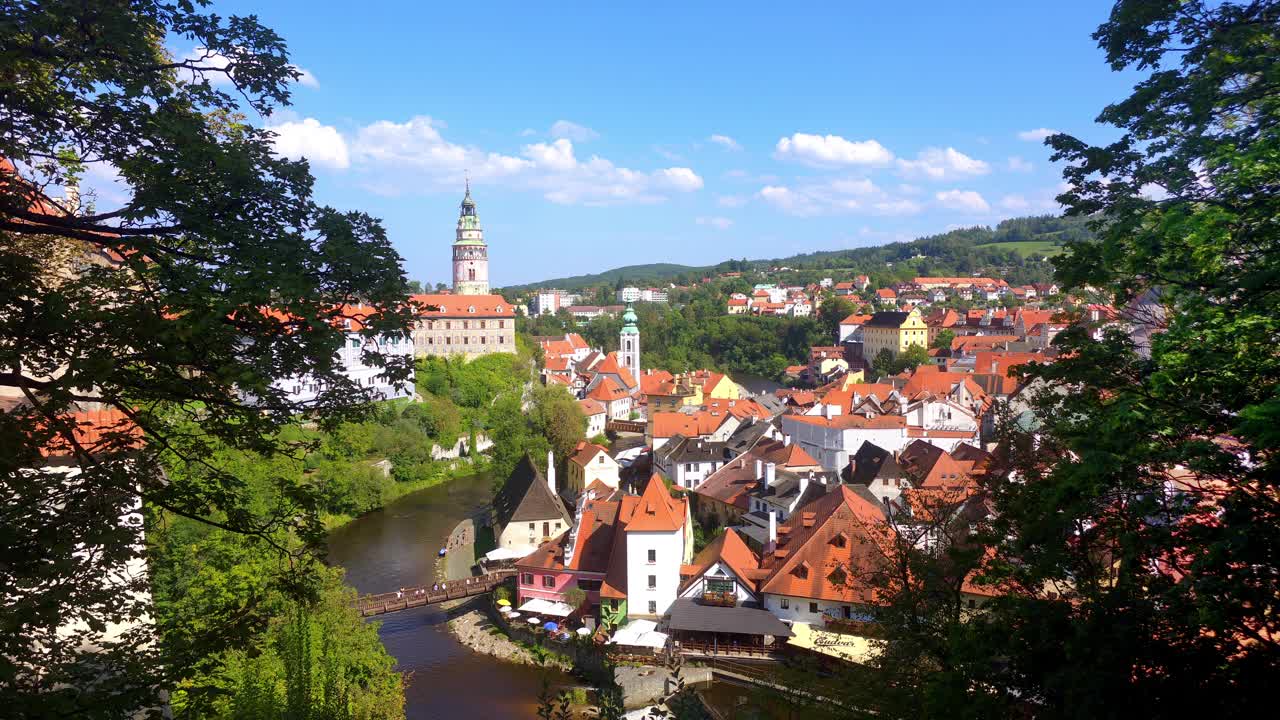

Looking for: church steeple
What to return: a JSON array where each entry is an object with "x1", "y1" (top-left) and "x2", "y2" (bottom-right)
[
  {"x1": 452, "y1": 178, "x2": 489, "y2": 294},
  {"x1": 619, "y1": 302, "x2": 640, "y2": 382}
]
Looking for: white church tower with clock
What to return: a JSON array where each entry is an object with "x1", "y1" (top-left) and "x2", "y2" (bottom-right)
[
  {"x1": 452, "y1": 179, "x2": 489, "y2": 295},
  {"x1": 619, "y1": 303, "x2": 641, "y2": 382}
]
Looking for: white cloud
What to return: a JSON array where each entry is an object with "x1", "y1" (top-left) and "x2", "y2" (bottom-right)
[
  {"x1": 549, "y1": 120, "x2": 599, "y2": 142},
  {"x1": 1007, "y1": 156, "x2": 1034, "y2": 172},
  {"x1": 1018, "y1": 127, "x2": 1058, "y2": 142},
  {"x1": 774, "y1": 133, "x2": 894, "y2": 167},
  {"x1": 178, "y1": 47, "x2": 234, "y2": 86},
  {"x1": 709, "y1": 134, "x2": 742, "y2": 151},
  {"x1": 352, "y1": 116, "x2": 531, "y2": 179},
  {"x1": 758, "y1": 178, "x2": 920, "y2": 217},
  {"x1": 341, "y1": 115, "x2": 704, "y2": 205},
  {"x1": 656, "y1": 167, "x2": 704, "y2": 191},
  {"x1": 293, "y1": 66, "x2": 319, "y2": 88},
  {"x1": 696, "y1": 216, "x2": 734, "y2": 230},
  {"x1": 759, "y1": 186, "x2": 820, "y2": 216},
  {"x1": 522, "y1": 138, "x2": 577, "y2": 171},
  {"x1": 935, "y1": 189, "x2": 990, "y2": 213},
  {"x1": 519, "y1": 128, "x2": 537, "y2": 137},
  {"x1": 268, "y1": 118, "x2": 349, "y2": 169},
  {"x1": 898, "y1": 183, "x2": 922, "y2": 195},
  {"x1": 999, "y1": 194, "x2": 1030, "y2": 211},
  {"x1": 897, "y1": 147, "x2": 990, "y2": 180},
  {"x1": 716, "y1": 194, "x2": 748, "y2": 208}
]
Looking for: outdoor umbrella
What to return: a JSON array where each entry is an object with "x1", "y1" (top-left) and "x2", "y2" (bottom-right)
[
  {"x1": 543, "y1": 621, "x2": 559, "y2": 631},
  {"x1": 527, "y1": 616, "x2": 541, "y2": 624},
  {"x1": 496, "y1": 598, "x2": 511, "y2": 607}
]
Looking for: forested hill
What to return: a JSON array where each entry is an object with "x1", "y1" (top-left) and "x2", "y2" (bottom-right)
[{"x1": 502, "y1": 214, "x2": 1091, "y2": 292}]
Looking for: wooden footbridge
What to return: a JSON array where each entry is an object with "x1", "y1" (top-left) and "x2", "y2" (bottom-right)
[{"x1": 356, "y1": 568, "x2": 516, "y2": 617}]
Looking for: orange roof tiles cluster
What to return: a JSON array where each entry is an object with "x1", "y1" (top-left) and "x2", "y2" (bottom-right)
[{"x1": 410, "y1": 293, "x2": 512, "y2": 318}]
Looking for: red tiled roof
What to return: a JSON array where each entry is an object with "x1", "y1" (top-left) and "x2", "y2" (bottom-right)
[
  {"x1": 38, "y1": 408, "x2": 143, "y2": 458},
  {"x1": 626, "y1": 474, "x2": 686, "y2": 532},
  {"x1": 839, "y1": 313, "x2": 873, "y2": 326},
  {"x1": 680, "y1": 529, "x2": 760, "y2": 593},
  {"x1": 577, "y1": 398, "x2": 606, "y2": 416},
  {"x1": 587, "y1": 377, "x2": 629, "y2": 402},
  {"x1": 785, "y1": 414, "x2": 906, "y2": 430},
  {"x1": 650, "y1": 411, "x2": 725, "y2": 439},
  {"x1": 410, "y1": 293, "x2": 512, "y2": 318},
  {"x1": 759, "y1": 486, "x2": 888, "y2": 603},
  {"x1": 875, "y1": 288, "x2": 897, "y2": 298},
  {"x1": 569, "y1": 440, "x2": 610, "y2": 468}
]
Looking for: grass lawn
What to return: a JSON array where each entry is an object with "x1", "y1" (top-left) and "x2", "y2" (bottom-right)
[{"x1": 975, "y1": 240, "x2": 1065, "y2": 258}]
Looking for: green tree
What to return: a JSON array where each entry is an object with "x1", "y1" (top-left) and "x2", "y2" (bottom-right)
[
  {"x1": 930, "y1": 328, "x2": 955, "y2": 350},
  {"x1": 529, "y1": 383, "x2": 587, "y2": 462},
  {"x1": 895, "y1": 344, "x2": 930, "y2": 373},
  {"x1": 859, "y1": 2, "x2": 1280, "y2": 718},
  {"x1": 872, "y1": 348, "x2": 897, "y2": 379},
  {"x1": 1, "y1": 3, "x2": 411, "y2": 715},
  {"x1": 816, "y1": 295, "x2": 856, "y2": 340}
]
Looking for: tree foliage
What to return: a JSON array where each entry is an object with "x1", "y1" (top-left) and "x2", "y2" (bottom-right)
[
  {"x1": 0, "y1": 3, "x2": 413, "y2": 715},
  {"x1": 854, "y1": 2, "x2": 1280, "y2": 718}
]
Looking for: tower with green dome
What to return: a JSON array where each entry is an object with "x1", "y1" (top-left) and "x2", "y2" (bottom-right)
[
  {"x1": 619, "y1": 302, "x2": 640, "y2": 382},
  {"x1": 452, "y1": 178, "x2": 489, "y2": 295}
]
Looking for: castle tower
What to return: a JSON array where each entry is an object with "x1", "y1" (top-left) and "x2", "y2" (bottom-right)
[
  {"x1": 619, "y1": 302, "x2": 640, "y2": 382},
  {"x1": 452, "y1": 179, "x2": 489, "y2": 295}
]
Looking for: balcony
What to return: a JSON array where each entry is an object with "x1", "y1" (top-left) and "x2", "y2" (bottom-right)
[
  {"x1": 701, "y1": 590, "x2": 737, "y2": 607},
  {"x1": 823, "y1": 614, "x2": 881, "y2": 636}
]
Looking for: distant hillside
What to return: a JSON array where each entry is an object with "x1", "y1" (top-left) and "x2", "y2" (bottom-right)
[
  {"x1": 502, "y1": 214, "x2": 1090, "y2": 292},
  {"x1": 502, "y1": 262, "x2": 706, "y2": 293}
]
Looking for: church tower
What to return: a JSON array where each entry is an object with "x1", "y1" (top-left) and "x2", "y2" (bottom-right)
[
  {"x1": 619, "y1": 303, "x2": 640, "y2": 382},
  {"x1": 452, "y1": 179, "x2": 489, "y2": 295}
]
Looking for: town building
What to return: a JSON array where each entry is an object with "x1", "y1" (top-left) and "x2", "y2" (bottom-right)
[
  {"x1": 410, "y1": 293, "x2": 516, "y2": 358},
  {"x1": 565, "y1": 440, "x2": 621, "y2": 498},
  {"x1": 862, "y1": 307, "x2": 928, "y2": 361},
  {"x1": 491, "y1": 452, "x2": 573, "y2": 557},
  {"x1": 619, "y1": 303, "x2": 641, "y2": 386}
]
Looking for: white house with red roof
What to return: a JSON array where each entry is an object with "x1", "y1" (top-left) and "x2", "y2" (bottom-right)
[
  {"x1": 620, "y1": 475, "x2": 693, "y2": 618},
  {"x1": 565, "y1": 440, "x2": 620, "y2": 498}
]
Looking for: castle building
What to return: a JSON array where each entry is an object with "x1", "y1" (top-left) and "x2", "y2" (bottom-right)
[
  {"x1": 452, "y1": 180, "x2": 489, "y2": 295},
  {"x1": 410, "y1": 183, "x2": 515, "y2": 358}
]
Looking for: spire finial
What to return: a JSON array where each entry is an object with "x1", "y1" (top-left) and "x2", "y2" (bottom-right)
[{"x1": 464, "y1": 169, "x2": 470, "y2": 196}]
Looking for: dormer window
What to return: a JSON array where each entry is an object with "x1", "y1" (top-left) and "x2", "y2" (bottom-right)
[
  {"x1": 468, "y1": 306, "x2": 476, "y2": 313},
  {"x1": 831, "y1": 532, "x2": 848, "y2": 548},
  {"x1": 793, "y1": 562, "x2": 809, "y2": 579}
]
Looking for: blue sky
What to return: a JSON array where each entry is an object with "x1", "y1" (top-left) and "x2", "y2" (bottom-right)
[{"x1": 190, "y1": 0, "x2": 1137, "y2": 287}]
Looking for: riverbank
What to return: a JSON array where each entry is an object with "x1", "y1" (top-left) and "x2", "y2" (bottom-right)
[
  {"x1": 321, "y1": 457, "x2": 491, "y2": 531},
  {"x1": 447, "y1": 601, "x2": 574, "y2": 671}
]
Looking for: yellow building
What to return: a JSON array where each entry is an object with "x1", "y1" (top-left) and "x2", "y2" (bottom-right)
[{"x1": 862, "y1": 307, "x2": 928, "y2": 361}]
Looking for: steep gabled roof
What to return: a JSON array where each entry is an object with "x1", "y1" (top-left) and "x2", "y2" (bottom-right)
[
  {"x1": 492, "y1": 454, "x2": 572, "y2": 528},
  {"x1": 845, "y1": 442, "x2": 904, "y2": 486},
  {"x1": 679, "y1": 529, "x2": 761, "y2": 594},
  {"x1": 759, "y1": 486, "x2": 888, "y2": 603},
  {"x1": 569, "y1": 440, "x2": 611, "y2": 468},
  {"x1": 625, "y1": 474, "x2": 686, "y2": 532}
]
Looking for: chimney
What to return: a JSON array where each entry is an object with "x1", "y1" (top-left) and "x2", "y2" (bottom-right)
[
  {"x1": 823, "y1": 404, "x2": 835, "y2": 420},
  {"x1": 799, "y1": 473, "x2": 809, "y2": 499},
  {"x1": 768, "y1": 510, "x2": 778, "y2": 546},
  {"x1": 766, "y1": 462, "x2": 776, "y2": 485},
  {"x1": 783, "y1": 434, "x2": 791, "y2": 447},
  {"x1": 755, "y1": 459, "x2": 763, "y2": 480},
  {"x1": 547, "y1": 450, "x2": 556, "y2": 495}
]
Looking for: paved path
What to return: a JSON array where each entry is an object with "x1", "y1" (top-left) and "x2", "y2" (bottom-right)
[{"x1": 442, "y1": 517, "x2": 477, "y2": 581}]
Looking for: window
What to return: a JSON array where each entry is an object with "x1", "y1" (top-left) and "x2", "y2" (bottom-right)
[
  {"x1": 528, "y1": 523, "x2": 535, "y2": 531},
  {"x1": 648, "y1": 601, "x2": 657, "y2": 614},
  {"x1": 543, "y1": 521, "x2": 550, "y2": 537},
  {"x1": 542, "y1": 575, "x2": 555, "y2": 588},
  {"x1": 468, "y1": 268, "x2": 476, "y2": 281},
  {"x1": 599, "y1": 455, "x2": 605, "y2": 464},
  {"x1": 706, "y1": 577, "x2": 734, "y2": 594},
  {"x1": 780, "y1": 598, "x2": 790, "y2": 609},
  {"x1": 647, "y1": 575, "x2": 656, "y2": 590},
  {"x1": 647, "y1": 549, "x2": 656, "y2": 564},
  {"x1": 521, "y1": 573, "x2": 533, "y2": 585},
  {"x1": 809, "y1": 602, "x2": 819, "y2": 614}
]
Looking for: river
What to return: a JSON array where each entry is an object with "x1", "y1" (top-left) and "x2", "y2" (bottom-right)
[
  {"x1": 328, "y1": 470, "x2": 793, "y2": 719},
  {"x1": 327, "y1": 471, "x2": 558, "y2": 719}
]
